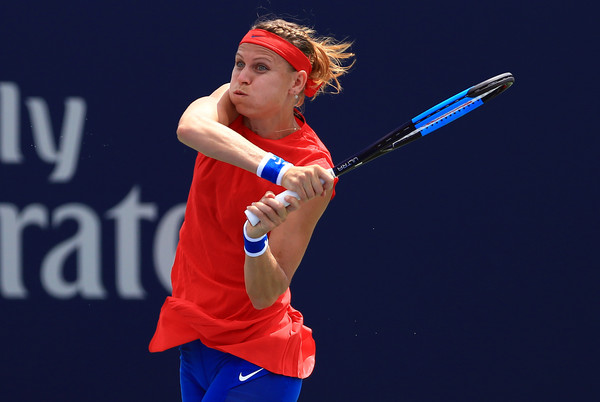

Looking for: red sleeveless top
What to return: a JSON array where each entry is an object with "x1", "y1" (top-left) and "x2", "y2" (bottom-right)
[{"x1": 149, "y1": 115, "x2": 335, "y2": 378}]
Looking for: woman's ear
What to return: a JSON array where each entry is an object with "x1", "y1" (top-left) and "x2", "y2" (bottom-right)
[{"x1": 290, "y1": 70, "x2": 308, "y2": 95}]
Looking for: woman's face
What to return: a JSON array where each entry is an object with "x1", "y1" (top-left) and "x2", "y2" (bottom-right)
[{"x1": 229, "y1": 43, "x2": 298, "y2": 119}]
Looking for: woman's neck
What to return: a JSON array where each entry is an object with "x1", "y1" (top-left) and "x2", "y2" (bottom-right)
[{"x1": 243, "y1": 113, "x2": 301, "y2": 139}]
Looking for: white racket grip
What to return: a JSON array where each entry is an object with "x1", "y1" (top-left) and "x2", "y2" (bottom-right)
[
  {"x1": 245, "y1": 168, "x2": 335, "y2": 226},
  {"x1": 245, "y1": 190, "x2": 299, "y2": 226}
]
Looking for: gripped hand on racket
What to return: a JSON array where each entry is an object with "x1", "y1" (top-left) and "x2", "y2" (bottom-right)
[
  {"x1": 279, "y1": 164, "x2": 335, "y2": 201},
  {"x1": 245, "y1": 165, "x2": 335, "y2": 227}
]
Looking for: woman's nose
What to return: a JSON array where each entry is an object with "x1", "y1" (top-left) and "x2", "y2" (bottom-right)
[{"x1": 236, "y1": 67, "x2": 251, "y2": 84}]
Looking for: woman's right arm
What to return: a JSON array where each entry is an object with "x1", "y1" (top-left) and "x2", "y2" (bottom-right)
[
  {"x1": 176, "y1": 84, "x2": 334, "y2": 200},
  {"x1": 177, "y1": 84, "x2": 267, "y2": 174}
]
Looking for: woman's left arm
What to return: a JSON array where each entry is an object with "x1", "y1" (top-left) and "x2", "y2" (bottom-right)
[{"x1": 243, "y1": 188, "x2": 333, "y2": 309}]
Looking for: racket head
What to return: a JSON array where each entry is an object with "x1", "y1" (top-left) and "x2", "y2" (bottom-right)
[{"x1": 466, "y1": 72, "x2": 514, "y2": 102}]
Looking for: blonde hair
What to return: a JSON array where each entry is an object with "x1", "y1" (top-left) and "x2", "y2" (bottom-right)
[{"x1": 252, "y1": 18, "x2": 355, "y2": 101}]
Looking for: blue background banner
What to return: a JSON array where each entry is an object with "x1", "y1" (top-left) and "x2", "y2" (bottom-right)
[{"x1": 1, "y1": 1, "x2": 597, "y2": 401}]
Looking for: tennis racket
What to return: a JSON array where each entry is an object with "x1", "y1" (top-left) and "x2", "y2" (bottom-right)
[{"x1": 246, "y1": 72, "x2": 514, "y2": 225}]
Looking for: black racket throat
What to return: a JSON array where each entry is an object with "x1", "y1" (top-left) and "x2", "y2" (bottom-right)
[{"x1": 332, "y1": 121, "x2": 418, "y2": 177}]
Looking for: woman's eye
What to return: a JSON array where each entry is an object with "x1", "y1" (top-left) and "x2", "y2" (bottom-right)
[{"x1": 234, "y1": 60, "x2": 268, "y2": 72}]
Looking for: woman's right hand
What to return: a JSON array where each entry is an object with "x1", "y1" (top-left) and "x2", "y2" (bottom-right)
[{"x1": 279, "y1": 165, "x2": 335, "y2": 201}]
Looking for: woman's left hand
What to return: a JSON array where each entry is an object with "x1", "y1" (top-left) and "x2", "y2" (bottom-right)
[{"x1": 245, "y1": 191, "x2": 301, "y2": 237}]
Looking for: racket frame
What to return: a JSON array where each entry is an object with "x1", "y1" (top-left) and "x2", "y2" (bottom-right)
[{"x1": 331, "y1": 72, "x2": 514, "y2": 178}]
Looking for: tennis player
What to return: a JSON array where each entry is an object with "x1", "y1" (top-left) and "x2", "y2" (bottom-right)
[{"x1": 149, "y1": 17, "x2": 354, "y2": 401}]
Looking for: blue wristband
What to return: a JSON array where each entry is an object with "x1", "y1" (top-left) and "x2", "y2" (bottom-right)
[
  {"x1": 243, "y1": 223, "x2": 268, "y2": 257},
  {"x1": 256, "y1": 153, "x2": 293, "y2": 185}
]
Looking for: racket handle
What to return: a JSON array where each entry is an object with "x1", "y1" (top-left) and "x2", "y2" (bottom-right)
[
  {"x1": 245, "y1": 190, "x2": 300, "y2": 226},
  {"x1": 245, "y1": 170, "x2": 335, "y2": 226}
]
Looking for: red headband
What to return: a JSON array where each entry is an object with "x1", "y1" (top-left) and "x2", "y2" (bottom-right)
[{"x1": 239, "y1": 29, "x2": 322, "y2": 97}]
